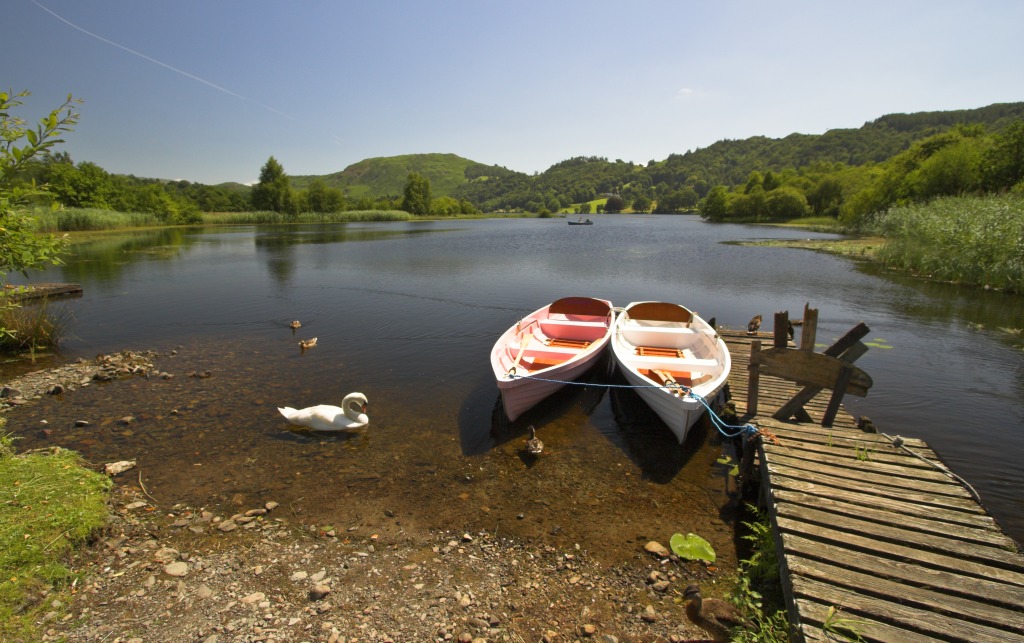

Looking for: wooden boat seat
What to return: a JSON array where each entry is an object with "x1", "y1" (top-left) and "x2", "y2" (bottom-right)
[
  {"x1": 629, "y1": 354, "x2": 722, "y2": 370},
  {"x1": 547, "y1": 337, "x2": 591, "y2": 349},
  {"x1": 635, "y1": 346, "x2": 684, "y2": 358},
  {"x1": 527, "y1": 355, "x2": 567, "y2": 370}
]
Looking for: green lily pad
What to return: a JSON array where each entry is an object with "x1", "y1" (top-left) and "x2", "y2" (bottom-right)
[{"x1": 669, "y1": 532, "x2": 716, "y2": 562}]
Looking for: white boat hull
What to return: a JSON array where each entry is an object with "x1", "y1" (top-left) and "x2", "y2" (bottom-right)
[{"x1": 610, "y1": 301, "x2": 731, "y2": 444}]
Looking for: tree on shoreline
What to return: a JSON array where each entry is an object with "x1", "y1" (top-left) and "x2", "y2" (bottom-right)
[
  {"x1": 251, "y1": 156, "x2": 297, "y2": 216},
  {"x1": 0, "y1": 90, "x2": 78, "y2": 281},
  {"x1": 402, "y1": 171, "x2": 431, "y2": 215}
]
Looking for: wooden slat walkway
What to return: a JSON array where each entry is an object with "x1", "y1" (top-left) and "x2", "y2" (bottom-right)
[{"x1": 720, "y1": 329, "x2": 1024, "y2": 643}]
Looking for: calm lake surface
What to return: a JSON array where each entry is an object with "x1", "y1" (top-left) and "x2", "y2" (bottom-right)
[{"x1": 6, "y1": 215, "x2": 1024, "y2": 549}]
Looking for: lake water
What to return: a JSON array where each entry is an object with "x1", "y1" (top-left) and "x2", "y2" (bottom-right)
[{"x1": 5, "y1": 215, "x2": 1023, "y2": 553}]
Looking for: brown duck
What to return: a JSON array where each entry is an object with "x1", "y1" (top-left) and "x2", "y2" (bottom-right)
[
  {"x1": 746, "y1": 314, "x2": 762, "y2": 335},
  {"x1": 683, "y1": 584, "x2": 750, "y2": 642}
]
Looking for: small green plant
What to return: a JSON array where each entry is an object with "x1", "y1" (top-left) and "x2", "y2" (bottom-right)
[
  {"x1": 730, "y1": 505, "x2": 790, "y2": 642},
  {"x1": 821, "y1": 605, "x2": 867, "y2": 642},
  {"x1": 854, "y1": 443, "x2": 873, "y2": 461}
]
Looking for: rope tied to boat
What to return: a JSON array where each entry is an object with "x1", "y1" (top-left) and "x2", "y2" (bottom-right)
[{"x1": 504, "y1": 372, "x2": 760, "y2": 441}]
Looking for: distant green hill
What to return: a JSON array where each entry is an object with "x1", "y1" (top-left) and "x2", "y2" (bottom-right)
[
  {"x1": 289, "y1": 153, "x2": 516, "y2": 199},
  {"x1": 211, "y1": 102, "x2": 1023, "y2": 211},
  {"x1": 453, "y1": 101, "x2": 1024, "y2": 211}
]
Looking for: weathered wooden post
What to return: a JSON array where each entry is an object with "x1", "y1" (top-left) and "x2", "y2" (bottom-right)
[{"x1": 747, "y1": 340, "x2": 761, "y2": 415}]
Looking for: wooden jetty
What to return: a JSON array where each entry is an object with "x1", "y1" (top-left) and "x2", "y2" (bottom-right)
[
  {"x1": 719, "y1": 310, "x2": 1024, "y2": 643},
  {"x1": 2, "y1": 283, "x2": 82, "y2": 302}
]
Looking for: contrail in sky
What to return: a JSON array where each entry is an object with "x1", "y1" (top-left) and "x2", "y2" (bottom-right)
[{"x1": 31, "y1": 0, "x2": 302, "y2": 125}]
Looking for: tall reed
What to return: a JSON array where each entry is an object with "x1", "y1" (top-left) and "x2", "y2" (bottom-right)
[
  {"x1": 32, "y1": 207, "x2": 163, "y2": 232},
  {"x1": 202, "y1": 210, "x2": 412, "y2": 224},
  {"x1": 0, "y1": 299, "x2": 72, "y2": 353},
  {"x1": 871, "y1": 194, "x2": 1024, "y2": 293}
]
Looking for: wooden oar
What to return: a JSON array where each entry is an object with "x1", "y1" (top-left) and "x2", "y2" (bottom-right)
[{"x1": 509, "y1": 333, "x2": 531, "y2": 375}]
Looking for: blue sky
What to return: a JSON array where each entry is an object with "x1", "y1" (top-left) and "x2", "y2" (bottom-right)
[{"x1": 6, "y1": 0, "x2": 1023, "y2": 185}]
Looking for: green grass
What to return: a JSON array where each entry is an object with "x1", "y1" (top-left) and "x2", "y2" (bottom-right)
[
  {"x1": 0, "y1": 430, "x2": 112, "y2": 640},
  {"x1": 871, "y1": 194, "x2": 1024, "y2": 293}
]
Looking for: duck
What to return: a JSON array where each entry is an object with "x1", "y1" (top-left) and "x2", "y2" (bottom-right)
[
  {"x1": 747, "y1": 314, "x2": 762, "y2": 335},
  {"x1": 290, "y1": 320, "x2": 302, "y2": 329},
  {"x1": 278, "y1": 392, "x2": 368, "y2": 432},
  {"x1": 525, "y1": 425, "x2": 543, "y2": 455},
  {"x1": 683, "y1": 584, "x2": 750, "y2": 642},
  {"x1": 298, "y1": 337, "x2": 318, "y2": 351}
]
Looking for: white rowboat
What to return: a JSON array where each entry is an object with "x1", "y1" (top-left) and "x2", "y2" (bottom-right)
[{"x1": 610, "y1": 301, "x2": 731, "y2": 444}]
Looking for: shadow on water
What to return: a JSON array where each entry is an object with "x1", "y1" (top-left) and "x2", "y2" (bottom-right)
[
  {"x1": 459, "y1": 354, "x2": 614, "y2": 456},
  {"x1": 607, "y1": 367, "x2": 704, "y2": 484}
]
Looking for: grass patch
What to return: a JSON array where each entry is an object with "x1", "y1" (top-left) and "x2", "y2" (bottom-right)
[
  {"x1": 870, "y1": 194, "x2": 1024, "y2": 293},
  {"x1": 737, "y1": 236, "x2": 885, "y2": 260},
  {"x1": 0, "y1": 430, "x2": 111, "y2": 640}
]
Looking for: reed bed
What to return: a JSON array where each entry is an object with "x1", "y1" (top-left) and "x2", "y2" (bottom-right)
[
  {"x1": 871, "y1": 194, "x2": 1024, "y2": 293},
  {"x1": 0, "y1": 299, "x2": 72, "y2": 353},
  {"x1": 32, "y1": 208, "x2": 163, "y2": 232},
  {"x1": 202, "y1": 210, "x2": 412, "y2": 224}
]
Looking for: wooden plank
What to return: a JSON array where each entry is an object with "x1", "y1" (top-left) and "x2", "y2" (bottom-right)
[
  {"x1": 775, "y1": 489, "x2": 1017, "y2": 548},
  {"x1": 821, "y1": 363, "x2": 852, "y2": 426},
  {"x1": 784, "y1": 533, "x2": 1024, "y2": 608},
  {"x1": 752, "y1": 348, "x2": 872, "y2": 396},
  {"x1": 795, "y1": 597, "x2": 994, "y2": 643},
  {"x1": 762, "y1": 434, "x2": 940, "y2": 469},
  {"x1": 823, "y1": 321, "x2": 871, "y2": 358},
  {"x1": 788, "y1": 555, "x2": 1024, "y2": 634},
  {"x1": 767, "y1": 461, "x2": 983, "y2": 512},
  {"x1": 789, "y1": 575, "x2": 1024, "y2": 643},
  {"x1": 747, "y1": 339, "x2": 760, "y2": 415},
  {"x1": 769, "y1": 476, "x2": 1000, "y2": 531},
  {"x1": 776, "y1": 505, "x2": 1024, "y2": 572},
  {"x1": 756, "y1": 419, "x2": 932, "y2": 452},
  {"x1": 765, "y1": 452, "x2": 974, "y2": 499},
  {"x1": 765, "y1": 443, "x2": 956, "y2": 484}
]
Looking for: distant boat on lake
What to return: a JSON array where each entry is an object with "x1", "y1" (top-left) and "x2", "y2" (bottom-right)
[{"x1": 568, "y1": 218, "x2": 593, "y2": 225}]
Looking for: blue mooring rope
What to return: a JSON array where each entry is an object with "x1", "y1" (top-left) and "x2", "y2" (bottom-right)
[{"x1": 505, "y1": 371, "x2": 759, "y2": 441}]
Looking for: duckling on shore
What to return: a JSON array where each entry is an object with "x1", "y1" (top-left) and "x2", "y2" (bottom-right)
[
  {"x1": 525, "y1": 425, "x2": 543, "y2": 455},
  {"x1": 683, "y1": 584, "x2": 750, "y2": 642}
]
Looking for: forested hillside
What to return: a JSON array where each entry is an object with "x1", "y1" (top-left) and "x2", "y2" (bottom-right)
[
  {"x1": 453, "y1": 102, "x2": 1024, "y2": 212},
  {"x1": 290, "y1": 153, "x2": 515, "y2": 199}
]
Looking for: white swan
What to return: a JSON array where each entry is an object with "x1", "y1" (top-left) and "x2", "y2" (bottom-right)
[{"x1": 278, "y1": 392, "x2": 368, "y2": 432}]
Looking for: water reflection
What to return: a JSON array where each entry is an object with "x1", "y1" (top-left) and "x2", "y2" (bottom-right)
[{"x1": 58, "y1": 228, "x2": 198, "y2": 283}]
